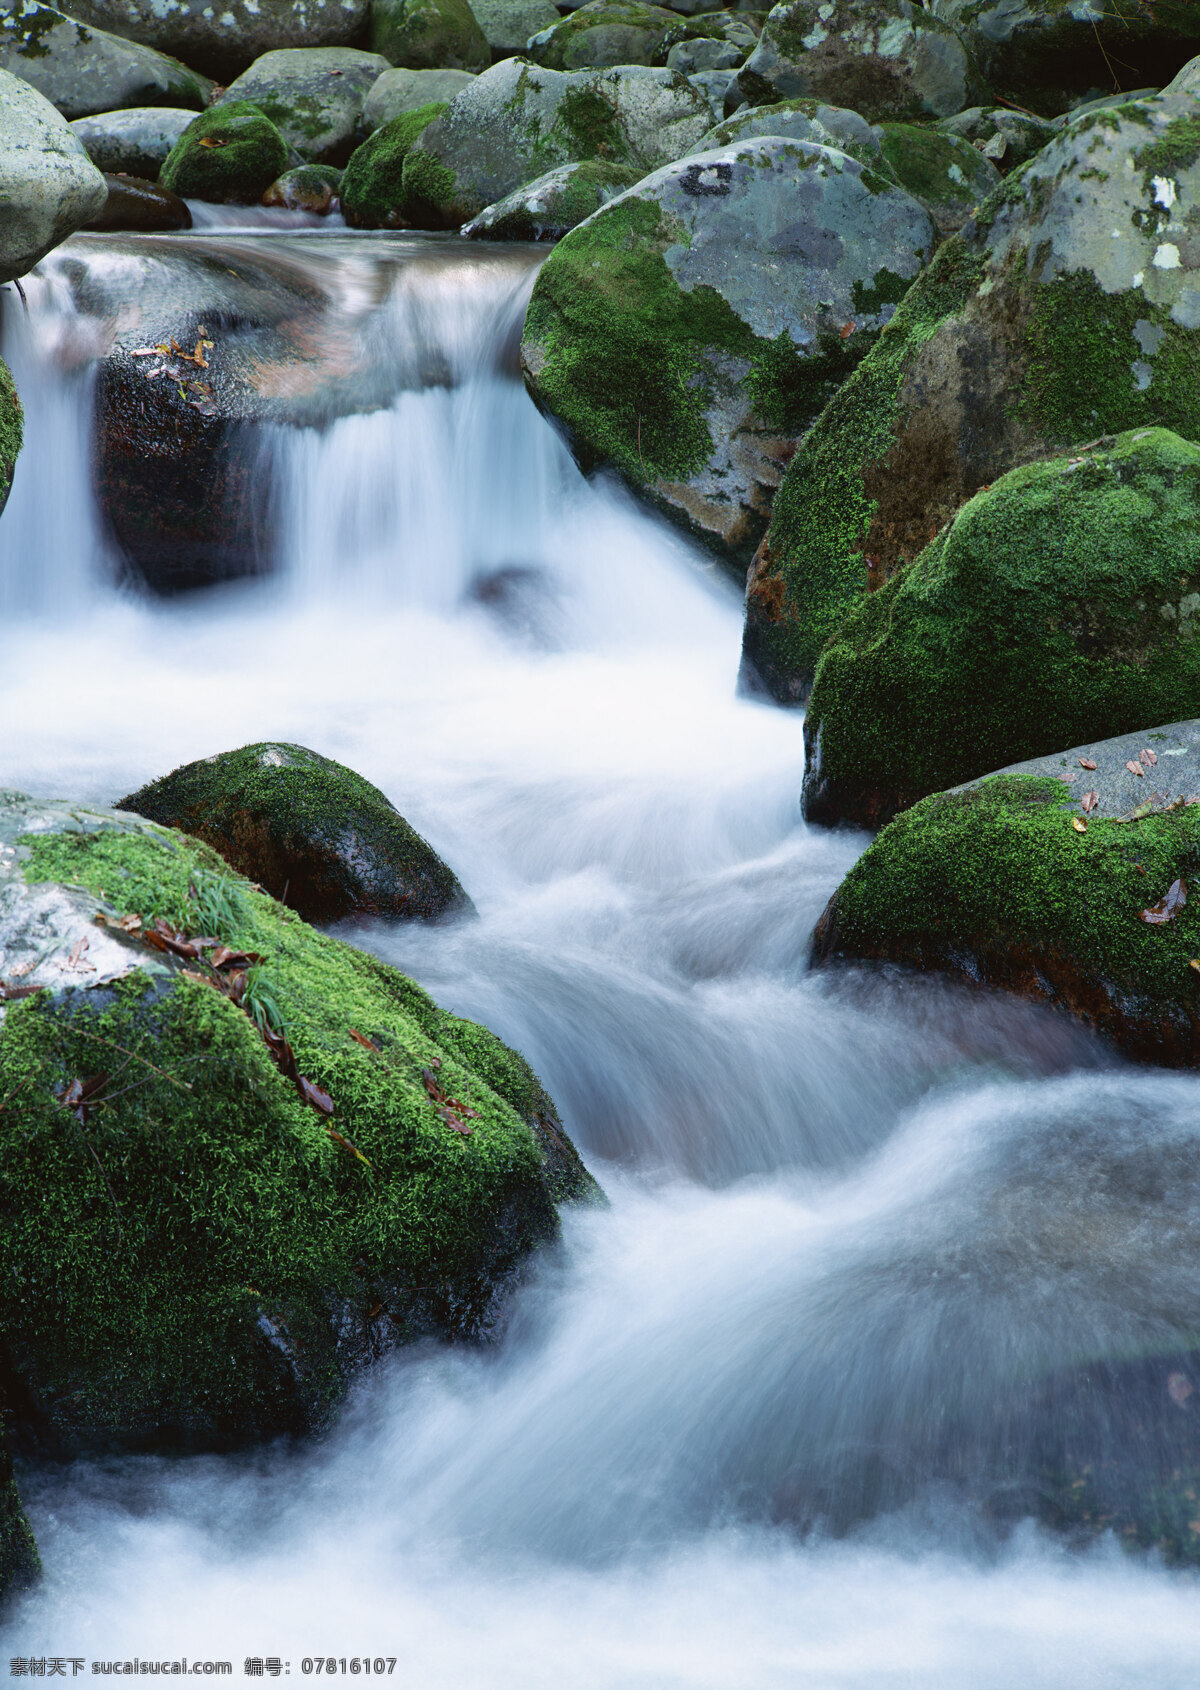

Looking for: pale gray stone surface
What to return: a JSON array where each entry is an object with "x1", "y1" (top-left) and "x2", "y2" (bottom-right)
[
  {"x1": 0, "y1": 2, "x2": 210, "y2": 120},
  {"x1": 958, "y1": 722, "x2": 1200, "y2": 820},
  {"x1": 0, "y1": 70, "x2": 108, "y2": 283},
  {"x1": 363, "y1": 65, "x2": 476, "y2": 128},
  {"x1": 62, "y1": 0, "x2": 369, "y2": 78},
  {"x1": 215, "y1": 47, "x2": 391, "y2": 164},
  {"x1": 70, "y1": 104, "x2": 197, "y2": 175},
  {"x1": 470, "y1": 0, "x2": 559, "y2": 53}
]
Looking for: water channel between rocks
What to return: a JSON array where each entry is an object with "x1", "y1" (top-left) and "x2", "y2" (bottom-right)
[{"x1": 1, "y1": 228, "x2": 1198, "y2": 1686}]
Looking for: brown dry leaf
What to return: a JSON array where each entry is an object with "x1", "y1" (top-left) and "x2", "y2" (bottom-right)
[
  {"x1": 327, "y1": 1126, "x2": 373, "y2": 1167},
  {"x1": 1141, "y1": 748, "x2": 1159, "y2": 765},
  {"x1": 348, "y1": 1028, "x2": 378, "y2": 1051},
  {"x1": 298, "y1": 1075, "x2": 334, "y2": 1115},
  {"x1": 1079, "y1": 757, "x2": 1098, "y2": 770},
  {"x1": 210, "y1": 944, "x2": 263, "y2": 970},
  {"x1": 437, "y1": 1106, "x2": 474, "y2": 1136},
  {"x1": 0, "y1": 981, "x2": 43, "y2": 1002},
  {"x1": 1140, "y1": 877, "x2": 1187, "y2": 925},
  {"x1": 197, "y1": 136, "x2": 228, "y2": 149},
  {"x1": 1081, "y1": 790, "x2": 1099, "y2": 813},
  {"x1": 839, "y1": 320, "x2": 856, "y2": 340},
  {"x1": 1126, "y1": 760, "x2": 1144, "y2": 777},
  {"x1": 1072, "y1": 816, "x2": 1087, "y2": 833}
]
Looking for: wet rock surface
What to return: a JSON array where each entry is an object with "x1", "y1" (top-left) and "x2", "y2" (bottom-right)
[
  {"x1": 69, "y1": 105, "x2": 196, "y2": 177},
  {"x1": 0, "y1": 69, "x2": 108, "y2": 285},
  {"x1": 85, "y1": 173, "x2": 192, "y2": 231}
]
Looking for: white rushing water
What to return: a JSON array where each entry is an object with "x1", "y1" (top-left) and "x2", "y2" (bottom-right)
[{"x1": 1, "y1": 234, "x2": 1198, "y2": 1685}]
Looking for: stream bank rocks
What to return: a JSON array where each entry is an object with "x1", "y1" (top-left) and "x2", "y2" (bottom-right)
[
  {"x1": 528, "y1": 1, "x2": 682, "y2": 70},
  {"x1": 0, "y1": 2, "x2": 211, "y2": 120},
  {"x1": 119, "y1": 743, "x2": 473, "y2": 925},
  {"x1": 521, "y1": 136, "x2": 936, "y2": 568},
  {"x1": 810, "y1": 721, "x2": 1200, "y2": 1064},
  {"x1": 159, "y1": 101, "x2": 291, "y2": 204},
  {"x1": 214, "y1": 47, "x2": 391, "y2": 167},
  {"x1": 62, "y1": 0, "x2": 370, "y2": 81},
  {"x1": 742, "y1": 87, "x2": 1200, "y2": 702},
  {"x1": 362, "y1": 65, "x2": 476, "y2": 129},
  {"x1": 68, "y1": 104, "x2": 195, "y2": 176},
  {"x1": 802, "y1": 429, "x2": 1200, "y2": 829},
  {"x1": 463, "y1": 157, "x2": 644, "y2": 238},
  {"x1": 368, "y1": 0, "x2": 491, "y2": 74},
  {"x1": 0, "y1": 787, "x2": 597, "y2": 1477},
  {"x1": 340, "y1": 100, "x2": 450, "y2": 225},
  {"x1": 0, "y1": 70, "x2": 108, "y2": 285}
]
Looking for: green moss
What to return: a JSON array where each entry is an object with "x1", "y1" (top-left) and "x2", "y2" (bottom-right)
[
  {"x1": 532, "y1": 1, "x2": 677, "y2": 70},
  {"x1": 827, "y1": 771, "x2": 1200, "y2": 1025},
  {"x1": 401, "y1": 145, "x2": 462, "y2": 227},
  {"x1": 850, "y1": 266, "x2": 911, "y2": 316},
  {"x1": 554, "y1": 85, "x2": 627, "y2": 162},
  {"x1": 804, "y1": 429, "x2": 1200, "y2": 826},
  {"x1": 2, "y1": 817, "x2": 593, "y2": 1449},
  {"x1": 369, "y1": 0, "x2": 489, "y2": 73},
  {"x1": 159, "y1": 102, "x2": 289, "y2": 206},
  {"x1": 877, "y1": 123, "x2": 995, "y2": 220},
  {"x1": 1134, "y1": 114, "x2": 1200, "y2": 192},
  {"x1": 341, "y1": 102, "x2": 448, "y2": 227},
  {"x1": 0, "y1": 357, "x2": 21, "y2": 519}
]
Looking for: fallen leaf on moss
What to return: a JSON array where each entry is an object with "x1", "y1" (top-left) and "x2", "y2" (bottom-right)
[
  {"x1": 298, "y1": 1075, "x2": 334, "y2": 1115},
  {"x1": 348, "y1": 1028, "x2": 379, "y2": 1051},
  {"x1": 197, "y1": 136, "x2": 228, "y2": 149},
  {"x1": 1189, "y1": 959, "x2": 1200, "y2": 975},
  {"x1": 1072, "y1": 816, "x2": 1087, "y2": 833},
  {"x1": 327, "y1": 1127, "x2": 372, "y2": 1167},
  {"x1": 1140, "y1": 878, "x2": 1187, "y2": 925}
]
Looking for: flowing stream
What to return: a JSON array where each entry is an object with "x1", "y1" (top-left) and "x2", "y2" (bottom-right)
[{"x1": 1, "y1": 230, "x2": 1198, "y2": 1685}]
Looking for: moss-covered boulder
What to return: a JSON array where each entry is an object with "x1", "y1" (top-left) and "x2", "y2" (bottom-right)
[
  {"x1": 0, "y1": 359, "x2": 21, "y2": 523},
  {"x1": 0, "y1": 2, "x2": 211, "y2": 120},
  {"x1": 262, "y1": 163, "x2": 343, "y2": 213},
  {"x1": 737, "y1": 0, "x2": 982, "y2": 120},
  {"x1": 159, "y1": 101, "x2": 290, "y2": 204},
  {"x1": 931, "y1": 0, "x2": 1200, "y2": 118},
  {"x1": 802, "y1": 430, "x2": 1200, "y2": 828},
  {"x1": 369, "y1": 0, "x2": 491, "y2": 73},
  {"x1": 742, "y1": 90, "x2": 1200, "y2": 703},
  {"x1": 0, "y1": 787, "x2": 596, "y2": 1455},
  {"x1": 0, "y1": 1430, "x2": 40, "y2": 1603},
  {"x1": 214, "y1": 48, "x2": 391, "y2": 167},
  {"x1": 399, "y1": 56, "x2": 711, "y2": 228},
  {"x1": 521, "y1": 137, "x2": 936, "y2": 568},
  {"x1": 61, "y1": 0, "x2": 369, "y2": 82},
  {"x1": 340, "y1": 101, "x2": 448, "y2": 226},
  {"x1": 936, "y1": 103, "x2": 1057, "y2": 172},
  {"x1": 529, "y1": 0, "x2": 681, "y2": 70},
  {"x1": 810, "y1": 734, "x2": 1200, "y2": 1060},
  {"x1": 655, "y1": 10, "x2": 762, "y2": 71},
  {"x1": 118, "y1": 743, "x2": 472, "y2": 925},
  {"x1": 462, "y1": 157, "x2": 643, "y2": 238}
]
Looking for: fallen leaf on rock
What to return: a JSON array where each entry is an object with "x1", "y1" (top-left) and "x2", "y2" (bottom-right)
[
  {"x1": 1140, "y1": 877, "x2": 1187, "y2": 924},
  {"x1": 1081, "y1": 791, "x2": 1099, "y2": 813},
  {"x1": 1141, "y1": 748, "x2": 1159, "y2": 765},
  {"x1": 839, "y1": 320, "x2": 856, "y2": 339},
  {"x1": 1189, "y1": 959, "x2": 1200, "y2": 975},
  {"x1": 1126, "y1": 760, "x2": 1145, "y2": 777},
  {"x1": 1079, "y1": 757, "x2": 1098, "y2": 769}
]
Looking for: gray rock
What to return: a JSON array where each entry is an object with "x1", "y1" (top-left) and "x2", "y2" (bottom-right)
[
  {"x1": 1162, "y1": 53, "x2": 1200, "y2": 96},
  {"x1": 687, "y1": 67, "x2": 738, "y2": 119},
  {"x1": 402, "y1": 57, "x2": 712, "y2": 225},
  {"x1": 521, "y1": 137, "x2": 936, "y2": 566},
  {"x1": 1055, "y1": 86, "x2": 1161, "y2": 125},
  {"x1": 470, "y1": 0, "x2": 559, "y2": 53},
  {"x1": 0, "y1": 70, "x2": 107, "y2": 283},
  {"x1": 0, "y1": 3, "x2": 211, "y2": 121},
  {"x1": 528, "y1": 0, "x2": 681, "y2": 69},
  {"x1": 694, "y1": 93, "x2": 883, "y2": 155},
  {"x1": 215, "y1": 47, "x2": 391, "y2": 166},
  {"x1": 936, "y1": 103, "x2": 1056, "y2": 170},
  {"x1": 667, "y1": 35, "x2": 743, "y2": 72},
  {"x1": 61, "y1": 0, "x2": 370, "y2": 80},
  {"x1": 462, "y1": 156, "x2": 643, "y2": 237},
  {"x1": 363, "y1": 65, "x2": 476, "y2": 129},
  {"x1": 69, "y1": 105, "x2": 195, "y2": 176},
  {"x1": 958, "y1": 721, "x2": 1200, "y2": 820},
  {"x1": 738, "y1": 0, "x2": 980, "y2": 121},
  {"x1": 368, "y1": 0, "x2": 492, "y2": 74}
]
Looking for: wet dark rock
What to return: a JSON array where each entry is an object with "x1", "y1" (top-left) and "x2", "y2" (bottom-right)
[
  {"x1": 262, "y1": 164, "x2": 343, "y2": 213},
  {"x1": 118, "y1": 742, "x2": 474, "y2": 925},
  {"x1": 85, "y1": 172, "x2": 192, "y2": 231}
]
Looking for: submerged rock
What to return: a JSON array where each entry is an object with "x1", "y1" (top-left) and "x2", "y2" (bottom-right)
[
  {"x1": 810, "y1": 733, "x2": 1200, "y2": 1064},
  {"x1": 262, "y1": 164, "x2": 343, "y2": 213},
  {"x1": 737, "y1": 0, "x2": 981, "y2": 120},
  {"x1": 215, "y1": 48, "x2": 391, "y2": 167},
  {"x1": 742, "y1": 88, "x2": 1200, "y2": 702},
  {"x1": 0, "y1": 358, "x2": 21, "y2": 524},
  {"x1": 62, "y1": 0, "x2": 370, "y2": 81},
  {"x1": 159, "y1": 101, "x2": 291, "y2": 204},
  {"x1": 0, "y1": 71, "x2": 108, "y2": 285},
  {"x1": 362, "y1": 64, "x2": 476, "y2": 129},
  {"x1": 69, "y1": 105, "x2": 196, "y2": 177},
  {"x1": 462, "y1": 157, "x2": 643, "y2": 239},
  {"x1": 340, "y1": 101, "x2": 449, "y2": 226},
  {"x1": 0, "y1": 2, "x2": 211, "y2": 120},
  {"x1": 528, "y1": 0, "x2": 681, "y2": 69},
  {"x1": 369, "y1": 0, "x2": 491, "y2": 73},
  {"x1": 119, "y1": 743, "x2": 473, "y2": 925},
  {"x1": 521, "y1": 137, "x2": 935, "y2": 568},
  {"x1": 399, "y1": 57, "x2": 712, "y2": 227},
  {"x1": 0, "y1": 787, "x2": 597, "y2": 1456},
  {"x1": 85, "y1": 173, "x2": 192, "y2": 231},
  {"x1": 802, "y1": 430, "x2": 1200, "y2": 829}
]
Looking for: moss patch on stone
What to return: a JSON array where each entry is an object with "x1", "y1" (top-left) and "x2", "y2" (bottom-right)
[
  {"x1": 159, "y1": 102, "x2": 289, "y2": 205},
  {"x1": 369, "y1": 0, "x2": 489, "y2": 74},
  {"x1": 0, "y1": 357, "x2": 22, "y2": 521},
  {"x1": 0, "y1": 818, "x2": 596, "y2": 1453},
  {"x1": 341, "y1": 102, "x2": 448, "y2": 227},
  {"x1": 531, "y1": 1, "x2": 679, "y2": 70},
  {"x1": 802, "y1": 429, "x2": 1200, "y2": 827}
]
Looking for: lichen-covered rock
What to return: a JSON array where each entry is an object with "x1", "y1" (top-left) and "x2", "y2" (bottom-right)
[
  {"x1": 399, "y1": 58, "x2": 713, "y2": 229},
  {"x1": 0, "y1": 787, "x2": 597, "y2": 1455},
  {"x1": 521, "y1": 137, "x2": 935, "y2": 566},
  {"x1": 364, "y1": 65, "x2": 476, "y2": 129},
  {"x1": 810, "y1": 748, "x2": 1200, "y2": 1063},
  {"x1": 214, "y1": 48, "x2": 391, "y2": 167},
  {"x1": 69, "y1": 105, "x2": 195, "y2": 176},
  {"x1": 687, "y1": 66, "x2": 739, "y2": 121},
  {"x1": 84, "y1": 172, "x2": 192, "y2": 230},
  {"x1": 695, "y1": 92, "x2": 884, "y2": 155},
  {"x1": 160, "y1": 101, "x2": 290, "y2": 204},
  {"x1": 0, "y1": 2, "x2": 211, "y2": 120},
  {"x1": 262, "y1": 163, "x2": 343, "y2": 212},
  {"x1": 463, "y1": 157, "x2": 643, "y2": 237},
  {"x1": 802, "y1": 430, "x2": 1200, "y2": 829},
  {"x1": 528, "y1": 0, "x2": 681, "y2": 69},
  {"x1": 63, "y1": 0, "x2": 370, "y2": 81},
  {"x1": 874, "y1": 120, "x2": 998, "y2": 231},
  {"x1": 0, "y1": 358, "x2": 22, "y2": 524},
  {"x1": 470, "y1": 0, "x2": 560, "y2": 56},
  {"x1": 738, "y1": 0, "x2": 981, "y2": 120},
  {"x1": 340, "y1": 101, "x2": 448, "y2": 226},
  {"x1": 742, "y1": 90, "x2": 1200, "y2": 702},
  {"x1": 369, "y1": 0, "x2": 491, "y2": 73},
  {"x1": 655, "y1": 9, "x2": 762, "y2": 68},
  {"x1": 0, "y1": 1431, "x2": 40, "y2": 1602},
  {"x1": 931, "y1": 0, "x2": 1200, "y2": 118},
  {"x1": 1163, "y1": 51, "x2": 1200, "y2": 95},
  {"x1": 0, "y1": 70, "x2": 108, "y2": 285},
  {"x1": 936, "y1": 102, "x2": 1056, "y2": 171},
  {"x1": 119, "y1": 743, "x2": 473, "y2": 925}
]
